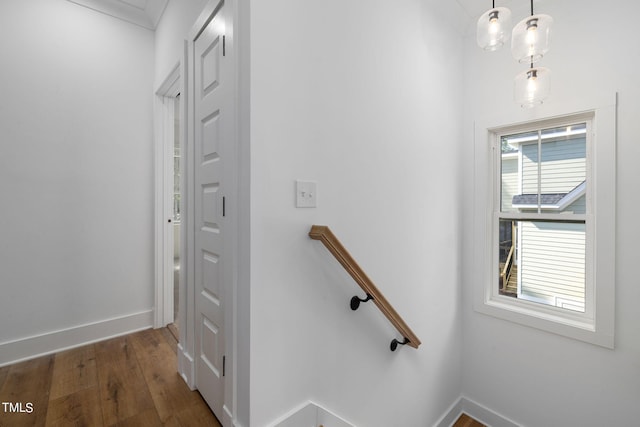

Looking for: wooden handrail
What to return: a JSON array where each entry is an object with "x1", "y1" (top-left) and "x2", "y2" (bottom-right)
[{"x1": 309, "y1": 225, "x2": 421, "y2": 350}]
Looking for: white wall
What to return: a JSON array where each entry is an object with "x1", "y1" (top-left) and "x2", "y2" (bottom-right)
[
  {"x1": 462, "y1": 1, "x2": 640, "y2": 425},
  {"x1": 0, "y1": 0, "x2": 154, "y2": 360},
  {"x1": 250, "y1": 1, "x2": 465, "y2": 425},
  {"x1": 154, "y1": 0, "x2": 208, "y2": 89}
]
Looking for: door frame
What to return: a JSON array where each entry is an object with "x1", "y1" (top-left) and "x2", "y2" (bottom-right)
[
  {"x1": 155, "y1": 50, "x2": 195, "y2": 389},
  {"x1": 154, "y1": 62, "x2": 184, "y2": 329}
]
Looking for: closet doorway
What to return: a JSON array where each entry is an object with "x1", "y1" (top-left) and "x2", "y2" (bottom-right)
[
  {"x1": 155, "y1": 63, "x2": 184, "y2": 337},
  {"x1": 171, "y1": 94, "x2": 181, "y2": 335}
]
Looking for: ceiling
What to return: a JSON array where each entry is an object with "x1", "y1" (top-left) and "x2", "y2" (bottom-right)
[
  {"x1": 421, "y1": 0, "x2": 521, "y2": 36},
  {"x1": 66, "y1": 0, "x2": 169, "y2": 30},
  {"x1": 67, "y1": 0, "x2": 536, "y2": 35}
]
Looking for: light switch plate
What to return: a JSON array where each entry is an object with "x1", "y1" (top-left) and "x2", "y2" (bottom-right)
[{"x1": 296, "y1": 180, "x2": 317, "y2": 208}]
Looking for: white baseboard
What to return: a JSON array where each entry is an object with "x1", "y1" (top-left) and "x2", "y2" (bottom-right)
[
  {"x1": 435, "y1": 396, "x2": 520, "y2": 427},
  {"x1": 460, "y1": 397, "x2": 520, "y2": 427},
  {"x1": 222, "y1": 405, "x2": 234, "y2": 427},
  {"x1": 434, "y1": 398, "x2": 464, "y2": 427},
  {"x1": 267, "y1": 400, "x2": 355, "y2": 427},
  {"x1": 0, "y1": 310, "x2": 153, "y2": 367}
]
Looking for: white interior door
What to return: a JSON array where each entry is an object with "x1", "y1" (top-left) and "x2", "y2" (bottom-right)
[{"x1": 193, "y1": 3, "x2": 229, "y2": 418}]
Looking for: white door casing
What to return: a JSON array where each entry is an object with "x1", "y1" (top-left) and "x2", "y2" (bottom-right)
[
  {"x1": 192, "y1": 1, "x2": 232, "y2": 420},
  {"x1": 154, "y1": 63, "x2": 182, "y2": 329}
]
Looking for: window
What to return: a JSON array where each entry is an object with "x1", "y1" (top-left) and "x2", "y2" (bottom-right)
[
  {"x1": 473, "y1": 95, "x2": 616, "y2": 348},
  {"x1": 499, "y1": 122, "x2": 588, "y2": 312}
]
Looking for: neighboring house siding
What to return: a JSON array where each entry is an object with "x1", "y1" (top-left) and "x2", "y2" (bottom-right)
[
  {"x1": 517, "y1": 136, "x2": 587, "y2": 312},
  {"x1": 563, "y1": 194, "x2": 586, "y2": 214},
  {"x1": 520, "y1": 221, "x2": 586, "y2": 311},
  {"x1": 501, "y1": 155, "x2": 518, "y2": 212},
  {"x1": 521, "y1": 137, "x2": 586, "y2": 194}
]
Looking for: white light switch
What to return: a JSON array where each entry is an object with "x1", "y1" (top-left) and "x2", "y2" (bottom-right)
[{"x1": 296, "y1": 180, "x2": 317, "y2": 208}]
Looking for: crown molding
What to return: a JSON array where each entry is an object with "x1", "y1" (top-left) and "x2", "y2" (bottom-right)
[{"x1": 66, "y1": 0, "x2": 168, "y2": 30}]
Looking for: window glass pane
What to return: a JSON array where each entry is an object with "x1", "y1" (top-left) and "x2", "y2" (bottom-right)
[
  {"x1": 501, "y1": 131, "x2": 536, "y2": 213},
  {"x1": 521, "y1": 141, "x2": 538, "y2": 196},
  {"x1": 502, "y1": 123, "x2": 587, "y2": 214},
  {"x1": 502, "y1": 130, "x2": 539, "y2": 147},
  {"x1": 540, "y1": 123, "x2": 587, "y2": 209},
  {"x1": 498, "y1": 219, "x2": 517, "y2": 295},
  {"x1": 500, "y1": 138, "x2": 520, "y2": 213},
  {"x1": 498, "y1": 219, "x2": 586, "y2": 313}
]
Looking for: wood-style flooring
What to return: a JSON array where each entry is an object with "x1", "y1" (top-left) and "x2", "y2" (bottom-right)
[
  {"x1": 0, "y1": 326, "x2": 486, "y2": 427},
  {"x1": 0, "y1": 328, "x2": 221, "y2": 427}
]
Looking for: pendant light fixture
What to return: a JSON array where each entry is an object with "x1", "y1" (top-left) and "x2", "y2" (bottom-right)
[
  {"x1": 477, "y1": 1, "x2": 512, "y2": 51},
  {"x1": 514, "y1": 62, "x2": 550, "y2": 107},
  {"x1": 511, "y1": 0, "x2": 553, "y2": 63},
  {"x1": 477, "y1": 0, "x2": 554, "y2": 108}
]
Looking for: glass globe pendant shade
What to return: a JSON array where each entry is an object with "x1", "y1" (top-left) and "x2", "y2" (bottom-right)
[
  {"x1": 511, "y1": 14, "x2": 553, "y2": 63},
  {"x1": 477, "y1": 7, "x2": 512, "y2": 51},
  {"x1": 514, "y1": 66, "x2": 550, "y2": 108}
]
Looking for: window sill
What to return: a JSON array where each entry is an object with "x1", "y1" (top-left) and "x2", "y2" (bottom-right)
[{"x1": 475, "y1": 293, "x2": 613, "y2": 348}]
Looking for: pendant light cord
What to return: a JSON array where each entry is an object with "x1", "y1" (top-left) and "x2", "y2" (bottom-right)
[{"x1": 530, "y1": 0, "x2": 534, "y2": 16}]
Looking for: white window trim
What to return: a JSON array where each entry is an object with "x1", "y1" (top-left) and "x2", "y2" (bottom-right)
[{"x1": 473, "y1": 93, "x2": 616, "y2": 348}]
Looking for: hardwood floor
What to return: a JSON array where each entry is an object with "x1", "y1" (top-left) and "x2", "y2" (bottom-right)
[{"x1": 0, "y1": 328, "x2": 221, "y2": 427}]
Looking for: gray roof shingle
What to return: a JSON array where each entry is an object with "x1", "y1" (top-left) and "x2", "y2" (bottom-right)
[{"x1": 512, "y1": 193, "x2": 566, "y2": 206}]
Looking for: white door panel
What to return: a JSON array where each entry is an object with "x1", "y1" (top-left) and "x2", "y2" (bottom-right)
[{"x1": 193, "y1": 3, "x2": 229, "y2": 419}]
